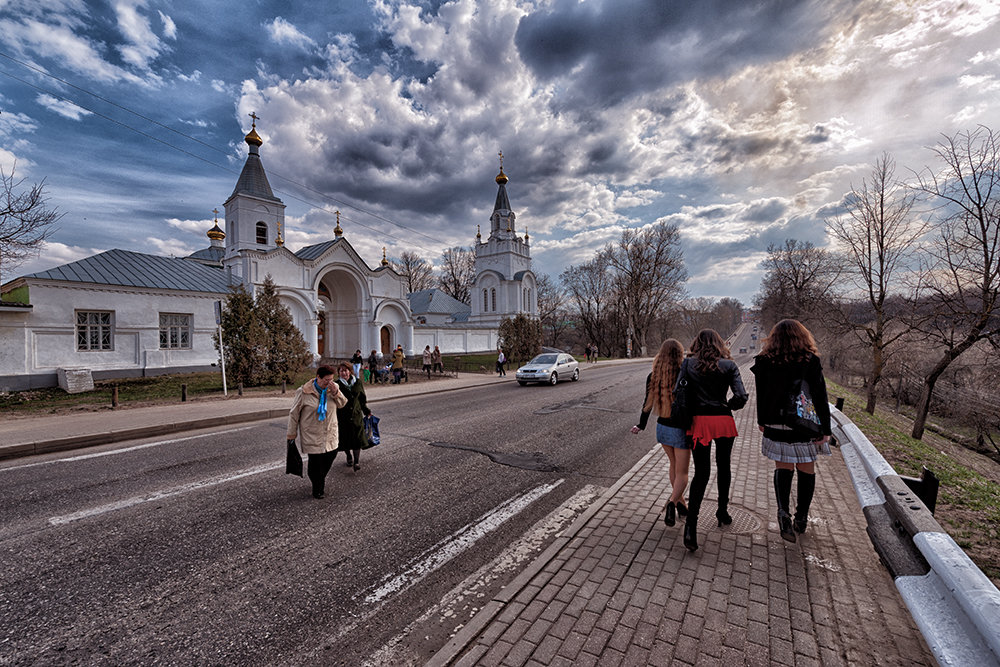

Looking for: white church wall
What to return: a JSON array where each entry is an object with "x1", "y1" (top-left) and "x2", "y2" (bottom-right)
[{"x1": 0, "y1": 282, "x2": 222, "y2": 389}]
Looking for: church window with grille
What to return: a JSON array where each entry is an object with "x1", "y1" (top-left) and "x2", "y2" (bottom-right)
[
  {"x1": 483, "y1": 289, "x2": 489, "y2": 312},
  {"x1": 256, "y1": 221, "x2": 268, "y2": 244},
  {"x1": 159, "y1": 313, "x2": 192, "y2": 349},
  {"x1": 76, "y1": 311, "x2": 113, "y2": 350},
  {"x1": 491, "y1": 288, "x2": 496, "y2": 312}
]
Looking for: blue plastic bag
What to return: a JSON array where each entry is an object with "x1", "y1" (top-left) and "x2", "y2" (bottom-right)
[{"x1": 364, "y1": 415, "x2": 381, "y2": 446}]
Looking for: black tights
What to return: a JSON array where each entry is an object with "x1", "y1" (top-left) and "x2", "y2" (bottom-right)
[{"x1": 687, "y1": 436, "x2": 735, "y2": 518}]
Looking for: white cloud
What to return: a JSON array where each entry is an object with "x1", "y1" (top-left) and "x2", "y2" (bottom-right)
[
  {"x1": 157, "y1": 10, "x2": 176, "y2": 39},
  {"x1": 265, "y1": 17, "x2": 316, "y2": 50},
  {"x1": 36, "y1": 93, "x2": 92, "y2": 120}
]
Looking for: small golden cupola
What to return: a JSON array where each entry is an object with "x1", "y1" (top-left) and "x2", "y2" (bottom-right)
[
  {"x1": 207, "y1": 208, "x2": 225, "y2": 246},
  {"x1": 245, "y1": 112, "x2": 263, "y2": 148},
  {"x1": 476, "y1": 224, "x2": 482, "y2": 243},
  {"x1": 334, "y1": 210, "x2": 343, "y2": 238},
  {"x1": 381, "y1": 247, "x2": 389, "y2": 266}
]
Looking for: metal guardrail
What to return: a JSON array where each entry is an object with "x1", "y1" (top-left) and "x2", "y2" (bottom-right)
[{"x1": 831, "y1": 406, "x2": 1000, "y2": 666}]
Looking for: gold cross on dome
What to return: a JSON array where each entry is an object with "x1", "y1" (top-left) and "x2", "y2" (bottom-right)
[
  {"x1": 249, "y1": 111, "x2": 259, "y2": 126},
  {"x1": 212, "y1": 208, "x2": 219, "y2": 220},
  {"x1": 498, "y1": 150, "x2": 504, "y2": 169}
]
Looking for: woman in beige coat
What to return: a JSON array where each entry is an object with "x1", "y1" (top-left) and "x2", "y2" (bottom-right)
[{"x1": 286, "y1": 366, "x2": 348, "y2": 499}]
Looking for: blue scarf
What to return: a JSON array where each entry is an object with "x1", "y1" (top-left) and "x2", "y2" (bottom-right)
[{"x1": 314, "y1": 379, "x2": 328, "y2": 422}]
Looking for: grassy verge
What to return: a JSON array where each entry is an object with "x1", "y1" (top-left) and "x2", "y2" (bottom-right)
[
  {"x1": 827, "y1": 380, "x2": 1000, "y2": 584},
  {"x1": 0, "y1": 369, "x2": 316, "y2": 416}
]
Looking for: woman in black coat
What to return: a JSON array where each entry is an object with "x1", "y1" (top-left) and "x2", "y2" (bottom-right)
[
  {"x1": 334, "y1": 362, "x2": 374, "y2": 471},
  {"x1": 681, "y1": 329, "x2": 748, "y2": 552},
  {"x1": 750, "y1": 319, "x2": 831, "y2": 543}
]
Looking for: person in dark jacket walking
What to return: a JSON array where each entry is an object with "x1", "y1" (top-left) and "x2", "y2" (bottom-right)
[
  {"x1": 334, "y1": 362, "x2": 374, "y2": 472},
  {"x1": 681, "y1": 329, "x2": 748, "y2": 551},
  {"x1": 750, "y1": 319, "x2": 831, "y2": 542},
  {"x1": 631, "y1": 339, "x2": 691, "y2": 527}
]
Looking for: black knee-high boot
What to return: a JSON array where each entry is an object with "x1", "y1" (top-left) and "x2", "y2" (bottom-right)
[
  {"x1": 794, "y1": 471, "x2": 816, "y2": 533},
  {"x1": 352, "y1": 448, "x2": 361, "y2": 471},
  {"x1": 774, "y1": 469, "x2": 795, "y2": 542}
]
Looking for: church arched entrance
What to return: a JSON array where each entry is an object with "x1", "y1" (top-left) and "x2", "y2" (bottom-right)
[{"x1": 316, "y1": 268, "x2": 365, "y2": 359}]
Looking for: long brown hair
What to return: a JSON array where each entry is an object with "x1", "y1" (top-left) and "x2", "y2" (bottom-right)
[
  {"x1": 759, "y1": 319, "x2": 819, "y2": 363},
  {"x1": 644, "y1": 339, "x2": 685, "y2": 416},
  {"x1": 689, "y1": 329, "x2": 730, "y2": 373}
]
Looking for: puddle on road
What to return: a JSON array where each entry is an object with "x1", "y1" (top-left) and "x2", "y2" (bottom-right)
[{"x1": 428, "y1": 442, "x2": 561, "y2": 472}]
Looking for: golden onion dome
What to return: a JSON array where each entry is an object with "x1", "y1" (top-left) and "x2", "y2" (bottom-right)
[
  {"x1": 245, "y1": 127, "x2": 263, "y2": 147},
  {"x1": 495, "y1": 168, "x2": 508, "y2": 185},
  {"x1": 207, "y1": 223, "x2": 225, "y2": 241}
]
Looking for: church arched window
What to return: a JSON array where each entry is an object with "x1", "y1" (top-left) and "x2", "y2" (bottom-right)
[
  {"x1": 491, "y1": 288, "x2": 496, "y2": 312},
  {"x1": 256, "y1": 221, "x2": 268, "y2": 244},
  {"x1": 483, "y1": 289, "x2": 489, "y2": 312}
]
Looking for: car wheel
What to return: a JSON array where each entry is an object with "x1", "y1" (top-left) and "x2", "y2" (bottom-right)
[
  {"x1": 571, "y1": 368, "x2": 579, "y2": 381},
  {"x1": 517, "y1": 381, "x2": 527, "y2": 386},
  {"x1": 548, "y1": 372, "x2": 558, "y2": 385}
]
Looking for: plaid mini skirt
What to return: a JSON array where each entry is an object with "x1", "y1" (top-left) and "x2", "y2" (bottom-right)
[{"x1": 761, "y1": 429, "x2": 832, "y2": 463}]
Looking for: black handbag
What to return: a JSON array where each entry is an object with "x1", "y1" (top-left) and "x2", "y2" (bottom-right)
[
  {"x1": 285, "y1": 439, "x2": 303, "y2": 477},
  {"x1": 782, "y1": 374, "x2": 823, "y2": 436},
  {"x1": 669, "y1": 359, "x2": 693, "y2": 429}
]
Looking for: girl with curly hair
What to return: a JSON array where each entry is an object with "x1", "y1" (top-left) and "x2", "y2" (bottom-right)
[
  {"x1": 751, "y1": 319, "x2": 831, "y2": 543},
  {"x1": 631, "y1": 339, "x2": 690, "y2": 527}
]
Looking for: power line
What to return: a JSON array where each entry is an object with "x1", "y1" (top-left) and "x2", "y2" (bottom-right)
[{"x1": 0, "y1": 51, "x2": 463, "y2": 255}]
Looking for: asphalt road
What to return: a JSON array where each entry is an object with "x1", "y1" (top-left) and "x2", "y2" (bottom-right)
[{"x1": 0, "y1": 360, "x2": 654, "y2": 666}]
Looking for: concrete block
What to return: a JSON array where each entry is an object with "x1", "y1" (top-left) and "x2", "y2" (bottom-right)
[{"x1": 57, "y1": 368, "x2": 94, "y2": 394}]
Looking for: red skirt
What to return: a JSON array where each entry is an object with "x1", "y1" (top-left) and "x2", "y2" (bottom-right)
[{"x1": 688, "y1": 415, "x2": 738, "y2": 448}]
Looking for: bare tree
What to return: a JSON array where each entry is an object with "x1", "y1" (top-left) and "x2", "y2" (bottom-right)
[
  {"x1": 602, "y1": 221, "x2": 687, "y2": 356},
  {"x1": 827, "y1": 153, "x2": 926, "y2": 414},
  {"x1": 561, "y1": 256, "x2": 614, "y2": 354},
  {"x1": 755, "y1": 239, "x2": 842, "y2": 326},
  {"x1": 1, "y1": 164, "x2": 61, "y2": 281},
  {"x1": 536, "y1": 273, "x2": 571, "y2": 348},
  {"x1": 390, "y1": 250, "x2": 434, "y2": 293},
  {"x1": 909, "y1": 126, "x2": 1000, "y2": 439},
  {"x1": 437, "y1": 246, "x2": 475, "y2": 304}
]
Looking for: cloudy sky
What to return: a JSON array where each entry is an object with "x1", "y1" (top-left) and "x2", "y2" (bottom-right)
[{"x1": 1, "y1": 0, "x2": 998, "y2": 304}]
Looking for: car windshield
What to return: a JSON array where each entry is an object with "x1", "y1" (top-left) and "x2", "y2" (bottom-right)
[{"x1": 530, "y1": 354, "x2": 558, "y2": 364}]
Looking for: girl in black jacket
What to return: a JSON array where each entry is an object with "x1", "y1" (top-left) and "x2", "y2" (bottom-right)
[
  {"x1": 681, "y1": 329, "x2": 748, "y2": 552},
  {"x1": 750, "y1": 319, "x2": 831, "y2": 543}
]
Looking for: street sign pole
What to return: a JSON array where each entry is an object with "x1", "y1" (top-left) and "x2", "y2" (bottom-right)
[{"x1": 215, "y1": 301, "x2": 228, "y2": 396}]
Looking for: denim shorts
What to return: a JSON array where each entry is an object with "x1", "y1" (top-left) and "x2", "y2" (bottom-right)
[{"x1": 656, "y1": 423, "x2": 691, "y2": 450}]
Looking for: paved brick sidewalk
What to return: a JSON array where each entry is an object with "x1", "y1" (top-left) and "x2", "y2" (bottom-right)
[{"x1": 430, "y1": 373, "x2": 934, "y2": 666}]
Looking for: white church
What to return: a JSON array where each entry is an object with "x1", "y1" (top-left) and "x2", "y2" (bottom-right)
[{"x1": 0, "y1": 121, "x2": 536, "y2": 391}]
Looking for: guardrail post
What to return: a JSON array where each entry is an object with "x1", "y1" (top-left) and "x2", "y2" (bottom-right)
[
  {"x1": 181, "y1": 384, "x2": 187, "y2": 402},
  {"x1": 111, "y1": 385, "x2": 119, "y2": 408},
  {"x1": 835, "y1": 396, "x2": 845, "y2": 411},
  {"x1": 900, "y1": 467, "x2": 939, "y2": 514}
]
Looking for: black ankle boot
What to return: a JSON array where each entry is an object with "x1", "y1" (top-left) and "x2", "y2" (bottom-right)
[
  {"x1": 716, "y1": 507, "x2": 732, "y2": 526},
  {"x1": 664, "y1": 501, "x2": 676, "y2": 527},
  {"x1": 794, "y1": 471, "x2": 816, "y2": 533},
  {"x1": 683, "y1": 515, "x2": 698, "y2": 551},
  {"x1": 774, "y1": 469, "x2": 796, "y2": 543}
]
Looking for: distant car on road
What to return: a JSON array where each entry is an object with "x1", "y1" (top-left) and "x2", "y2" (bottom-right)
[
  {"x1": 516, "y1": 353, "x2": 580, "y2": 386},
  {"x1": 739, "y1": 347, "x2": 747, "y2": 354}
]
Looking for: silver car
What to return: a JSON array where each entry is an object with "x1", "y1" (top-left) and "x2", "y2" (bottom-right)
[{"x1": 516, "y1": 353, "x2": 580, "y2": 386}]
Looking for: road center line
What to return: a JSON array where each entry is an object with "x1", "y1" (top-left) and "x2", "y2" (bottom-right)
[
  {"x1": 47, "y1": 462, "x2": 279, "y2": 525},
  {"x1": 1, "y1": 425, "x2": 261, "y2": 473},
  {"x1": 361, "y1": 479, "x2": 565, "y2": 605}
]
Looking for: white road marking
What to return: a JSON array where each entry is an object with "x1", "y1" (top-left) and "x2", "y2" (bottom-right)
[
  {"x1": 47, "y1": 462, "x2": 279, "y2": 525},
  {"x1": 306, "y1": 479, "x2": 566, "y2": 660},
  {"x1": 1, "y1": 425, "x2": 260, "y2": 472},
  {"x1": 365, "y1": 484, "x2": 603, "y2": 667},
  {"x1": 362, "y1": 478, "x2": 565, "y2": 605}
]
